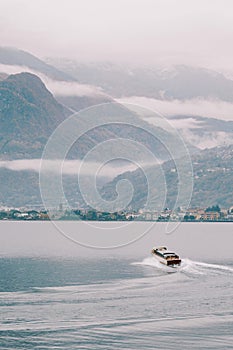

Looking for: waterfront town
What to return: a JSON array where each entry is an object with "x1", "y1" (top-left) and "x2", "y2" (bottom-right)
[{"x1": 1, "y1": 204, "x2": 233, "y2": 222}]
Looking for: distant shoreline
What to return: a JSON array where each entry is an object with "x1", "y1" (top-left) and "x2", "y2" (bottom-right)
[{"x1": 1, "y1": 219, "x2": 233, "y2": 223}]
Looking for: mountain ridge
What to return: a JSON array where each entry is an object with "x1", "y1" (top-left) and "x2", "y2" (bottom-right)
[
  {"x1": 100, "y1": 145, "x2": 233, "y2": 210},
  {"x1": 0, "y1": 72, "x2": 70, "y2": 158},
  {"x1": 48, "y1": 60, "x2": 233, "y2": 101},
  {"x1": 0, "y1": 47, "x2": 75, "y2": 81}
]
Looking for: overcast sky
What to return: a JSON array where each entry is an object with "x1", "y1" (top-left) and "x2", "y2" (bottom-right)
[{"x1": 1, "y1": 0, "x2": 233, "y2": 69}]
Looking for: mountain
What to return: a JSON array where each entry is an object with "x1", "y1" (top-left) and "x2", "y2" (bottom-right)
[
  {"x1": 49, "y1": 60, "x2": 233, "y2": 150},
  {"x1": 0, "y1": 47, "x2": 74, "y2": 81},
  {"x1": 3, "y1": 49, "x2": 232, "y2": 150},
  {"x1": 0, "y1": 167, "x2": 81, "y2": 208},
  {"x1": 101, "y1": 145, "x2": 233, "y2": 210},
  {"x1": 0, "y1": 72, "x2": 199, "y2": 208},
  {"x1": 1, "y1": 145, "x2": 232, "y2": 209},
  {"x1": 0, "y1": 73, "x2": 8, "y2": 81},
  {"x1": 0, "y1": 47, "x2": 113, "y2": 111},
  {"x1": 0, "y1": 50, "x2": 232, "y2": 209},
  {"x1": 55, "y1": 94, "x2": 112, "y2": 112},
  {"x1": 0, "y1": 72, "x2": 70, "y2": 158},
  {"x1": 0, "y1": 72, "x2": 230, "y2": 209},
  {"x1": 0, "y1": 72, "x2": 195, "y2": 161},
  {"x1": 47, "y1": 60, "x2": 233, "y2": 101}
]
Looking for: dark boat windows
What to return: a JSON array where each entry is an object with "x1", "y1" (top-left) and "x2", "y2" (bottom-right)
[{"x1": 155, "y1": 251, "x2": 165, "y2": 258}]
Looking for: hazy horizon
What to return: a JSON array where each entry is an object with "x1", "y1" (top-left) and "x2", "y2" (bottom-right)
[{"x1": 1, "y1": 0, "x2": 233, "y2": 73}]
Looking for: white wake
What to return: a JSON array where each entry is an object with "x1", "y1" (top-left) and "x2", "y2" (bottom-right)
[{"x1": 133, "y1": 257, "x2": 233, "y2": 276}]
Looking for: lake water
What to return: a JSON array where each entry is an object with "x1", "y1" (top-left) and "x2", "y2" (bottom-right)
[{"x1": 0, "y1": 222, "x2": 233, "y2": 349}]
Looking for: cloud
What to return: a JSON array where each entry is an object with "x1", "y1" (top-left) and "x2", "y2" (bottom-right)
[
  {"x1": 118, "y1": 96, "x2": 233, "y2": 149},
  {"x1": 179, "y1": 130, "x2": 233, "y2": 150},
  {"x1": 46, "y1": 80, "x2": 103, "y2": 97},
  {"x1": 118, "y1": 96, "x2": 233, "y2": 121},
  {"x1": 0, "y1": 159, "x2": 41, "y2": 172},
  {"x1": 0, "y1": 159, "x2": 139, "y2": 179},
  {"x1": 0, "y1": 63, "x2": 103, "y2": 97}
]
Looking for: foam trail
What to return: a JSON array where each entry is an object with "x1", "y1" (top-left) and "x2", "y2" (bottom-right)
[
  {"x1": 133, "y1": 257, "x2": 233, "y2": 276},
  {"x1": 132, "y1": 256, "x2": 179, "y2": 273},
  {"x1": 189, "y1": 260, "x2": 233, "y2": 273}
]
